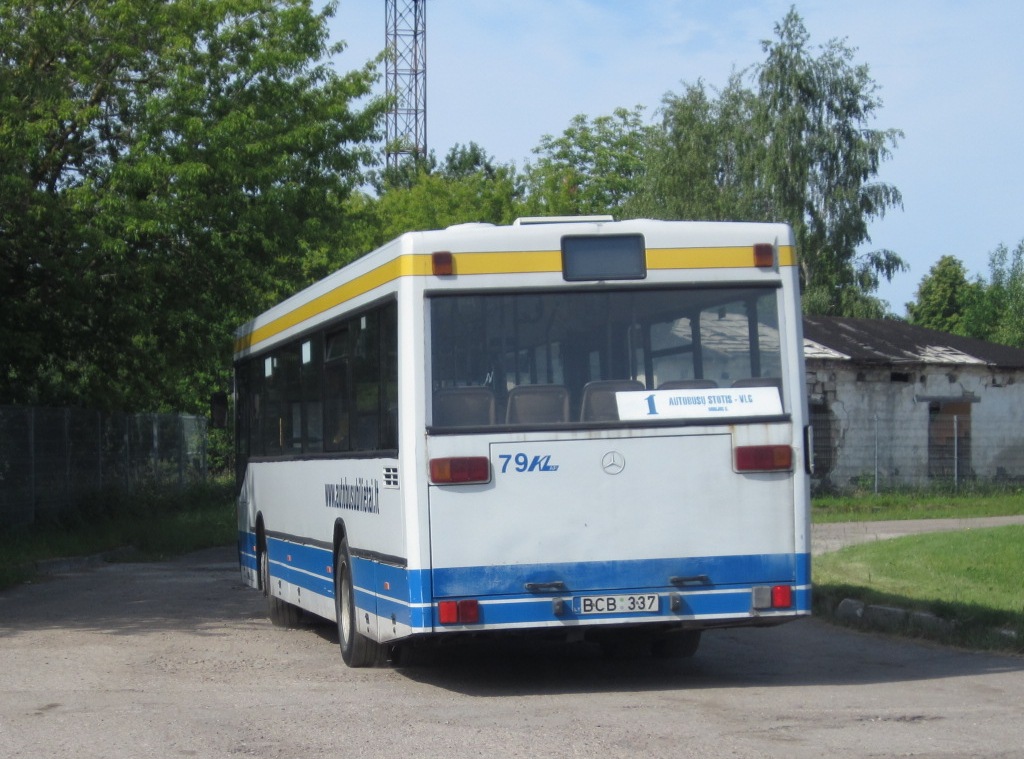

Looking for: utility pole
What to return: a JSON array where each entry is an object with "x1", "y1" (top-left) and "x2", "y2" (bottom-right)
[{"x1": 384, "y1": 0, "x2": 427, "y2": 171}]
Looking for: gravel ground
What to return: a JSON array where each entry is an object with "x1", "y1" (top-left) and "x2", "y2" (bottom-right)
[{"x1": 2, "y1": 520, "x2": 1023, "y2": 758}]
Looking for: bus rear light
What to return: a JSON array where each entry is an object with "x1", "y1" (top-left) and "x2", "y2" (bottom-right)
[
  {"x1": 429, "y1": 456, "x2": 490, "y2": 484},
  {"x1": 438, "y1": 599, "x2": 479, "y2": 625},
  {"x1": 458, "y1": 599, "x2": 480, "y2": 623},
  {"x1": 772, "y1": 585, "x2": 793, "y2": 609},
  {"x1": 753, "y1": 243, "x2": 775, "y2": 267},
  {"x1": 438, "y1": 600, "x2": 458, "y2": 624},
  {"x1": 432, "y1": 251, "x2": 454, "y2": 276},
  {"x1": 753, "y1": 585, "x2": 794, "y2": 610},
  {"x1": 734, "y1": 445, "x2": 793, "y2": 472}
]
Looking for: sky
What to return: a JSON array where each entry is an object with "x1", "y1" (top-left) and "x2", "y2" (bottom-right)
[{"x1": 328, "y1": 1, "x2": 1024, "y2": 316}]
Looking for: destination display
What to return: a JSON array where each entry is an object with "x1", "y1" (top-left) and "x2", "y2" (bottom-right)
[{"x1": 616, "y1": 386, "x2": 783, "y2": 420}]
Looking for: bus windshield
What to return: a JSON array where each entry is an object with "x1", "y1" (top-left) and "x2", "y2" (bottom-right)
[{"x1": 430, "y1": 285, "x2": 783, "y2": 428}]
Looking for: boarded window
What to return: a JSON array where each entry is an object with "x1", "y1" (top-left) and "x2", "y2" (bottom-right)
[{"x1": 928, "y1": 401, "x2": 972, "y2": 479}]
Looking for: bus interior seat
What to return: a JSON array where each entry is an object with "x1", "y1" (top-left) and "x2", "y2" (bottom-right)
[
  {"x1": 731, "y1": 377, "x2": 783, "y2": 402},
  {"x1": 505, "y1": 385, "x2": 569, "y2": 424},
  {"x1": 433, "y1": 387, "x2": 496, "y2": 427},
  {"x1": 579, "y1": 379, "x2": 644, "y2": 422},
  {"x1": 657, "y1": 379, "x2": 718, "y2": 389},
  {"x1": 731, "y1": 377, "x2": 782, "y2": 388}
]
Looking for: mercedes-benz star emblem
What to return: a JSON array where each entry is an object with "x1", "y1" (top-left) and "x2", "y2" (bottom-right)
[{"x1": 601, "y1": 451, "x2": 625, "y2": 475}]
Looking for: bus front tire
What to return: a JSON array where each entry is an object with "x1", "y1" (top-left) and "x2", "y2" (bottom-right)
[{"x1": 335, "y1": 540, "x2": 385, "y2": 667}]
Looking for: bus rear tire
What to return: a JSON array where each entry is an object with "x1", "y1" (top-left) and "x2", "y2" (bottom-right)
[
  {"x1": 259, "y1": 542, "x2": 302, "y2": 628},
  {"x1": 335, "y1": 540, "x2": 384, "y2": 668}
]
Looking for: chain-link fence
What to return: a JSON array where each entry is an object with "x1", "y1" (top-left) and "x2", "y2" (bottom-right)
[
  {"x1": 0, "y1": 406, "x2": 208, "y2": 527},
  {"x1": 810, "y1": 409, "x2": 1024, "y2": 494}
]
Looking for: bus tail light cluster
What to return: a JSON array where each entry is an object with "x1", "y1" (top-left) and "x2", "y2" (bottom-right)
[
  {"x1": 752, "y1": 585, "x2": 793, "y2": 610},
  {"x1": 734, "y1": 445, "x2": 793, "y2": 472},
  {"x1": 438, "y1": 599, "x2": 479, "y2": 625},
  {"x1": 429, "y1": 456, "x2": 490, "y2": 484}
]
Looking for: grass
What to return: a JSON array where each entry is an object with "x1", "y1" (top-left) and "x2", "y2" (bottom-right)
[
  {"x1": 0, "y1": 478, "x2": 236, "y2": 591},
  {"x1": 814, "y1": 526, "x2": 1024, "y2": 653},
  {"x1": 812, "y1": 489, "x2": 1024, "y2": 523}
]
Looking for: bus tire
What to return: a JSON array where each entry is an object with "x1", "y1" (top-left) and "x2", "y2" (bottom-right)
[
  {"x1": 260, "y1": 541, "x2": 302, "y2": 628},
  {"x1": 335, "y1": 539, "x2": 383, "y2": 667},
  {"x1": 651, "y1": 629, "x2": 702, "y2": 659}
]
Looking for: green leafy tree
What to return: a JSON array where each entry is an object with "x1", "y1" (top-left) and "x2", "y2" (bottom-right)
[
  {"x1": 372, "y1": 143, "x2": 520, "y2": 240},
  {"x1": 758, "y1": 10, "x2": 905, "y2": 316},
  {"x1": 906, "y1": 256, "x2": 978, "y2": 334},
  {"x1": 981, "y1": 240, "x2": 1024, "y2": 347},
  {"x1": 907, "y1": 242, "x2": 1024, "y2": 347},
  {"x1": 0, "y1": 0, "x2": 385, "y2": 411},
  {"x1": 634, "y1": 9, "x2": 904, "y2": 317},
  {"x1": 523, "y1": 107, "x2": 652, "y2": 217},
  {"x1": 635, "y1": 76, "x2": 762, "y2": 222}
]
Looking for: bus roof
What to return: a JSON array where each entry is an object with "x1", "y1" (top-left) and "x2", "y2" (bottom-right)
[{"x1": 234, "y1": 218, "x2": 795, "y2": 359}]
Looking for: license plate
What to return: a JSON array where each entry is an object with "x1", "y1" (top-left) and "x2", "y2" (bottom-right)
[{"x1": 575, "y1": 594, "x2": 659, "y2": 615}]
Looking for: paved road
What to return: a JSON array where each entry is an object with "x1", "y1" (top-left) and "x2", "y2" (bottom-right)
[
  {"x1": 1, "y1": 522, "x2": 1022, "y2": 759},
  {"x1": 812, "y1": 514, "x2": 1024, "y2": 555}
]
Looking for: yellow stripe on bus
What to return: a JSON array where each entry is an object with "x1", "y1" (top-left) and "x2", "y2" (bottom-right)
[
  {"x1": 234, "y1": 255, "x2": 431, "y2": 353},
  {"x1": 235, "y1": 246, "x2": 795, "y2": 354}
]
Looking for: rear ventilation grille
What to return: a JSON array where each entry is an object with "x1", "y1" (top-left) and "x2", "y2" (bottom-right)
[{"x1": 383, "y1": 466, "x2": 400, "y2": 489}]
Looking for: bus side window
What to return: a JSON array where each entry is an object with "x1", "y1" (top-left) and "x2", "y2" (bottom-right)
[
  {"x1": 301, "y1": 335, "x2": 324, "y2": 453},
  {"x1": 324, "y1": 326, "x2": 352, "y2": 452}
]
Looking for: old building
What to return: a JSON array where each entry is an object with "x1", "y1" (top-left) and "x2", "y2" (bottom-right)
[{"x1": 802, "y1": 317, "x2": 1024, "y2": 492}]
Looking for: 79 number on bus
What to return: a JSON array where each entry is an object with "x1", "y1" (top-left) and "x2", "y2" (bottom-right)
[{"x1": 497, "y1": 453, "x2": 559, "y2": 473}]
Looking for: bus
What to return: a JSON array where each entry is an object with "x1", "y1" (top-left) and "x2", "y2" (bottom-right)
[{"x1": 233, "y1": 216, "x2": 812, "y2": 666}]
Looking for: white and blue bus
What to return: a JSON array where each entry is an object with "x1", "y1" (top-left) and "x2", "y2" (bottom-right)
[{"x1": 234, "y1": 216, "x2": 811, "y2": 666}]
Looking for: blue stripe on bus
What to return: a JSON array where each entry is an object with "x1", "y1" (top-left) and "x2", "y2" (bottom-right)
[
  {"x1": 430, "y1": 552, "x2": 807, "y2": 597},
  {"x1": 238, "y1": 531, "x2": 257, "y2": 572},
  {"x1": 245, "y1": 532, "x2": 431, "y2": 627},
  {"x1": 240, "y1": 531, "x2": 811, "y2": 630}
]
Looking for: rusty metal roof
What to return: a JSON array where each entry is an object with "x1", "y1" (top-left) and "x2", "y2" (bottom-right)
[{"x1": 802, "y1": 316, "x2": 1024, "y2": 368}]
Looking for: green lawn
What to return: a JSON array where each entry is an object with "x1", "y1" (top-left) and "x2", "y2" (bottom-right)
[
  {"x1": 0, "y1": 479, "x2": 236, "y2": 590},
  {"x1": 813, "y1": 490, "x2": 1024, "y2": 523},
  {"x1": 814, "y1": 526, "x2": 1024, "y2": 653}
]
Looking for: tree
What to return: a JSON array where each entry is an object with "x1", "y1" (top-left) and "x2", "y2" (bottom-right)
[
  {"x1": 634, "y1": 76, "x2": 762, "y2": 222},
  {"x1": 372, "y1": 143, "x2": 521, "y2": 241},
  {"x1": 634, "y1": 9, "x2": 905, "y2": 317},
  {"x1": 758, "y1": 9, "x2": 905, "y2": 316},
  {"x1": 0, "y1": 0, "x2": 386, "y2": 411},
  {"x1": 981, "y1": 240, "x2": 1024, "y2": 347},
  {"x1": 906, "y1": 241, "x2": 1024, "y2": 347},
  {"x1": 906, "y1": 256, "x2": 979, "y2": 334},
  {"x1": 523, "y1": 107, "x2": 652, "y2": 217}
]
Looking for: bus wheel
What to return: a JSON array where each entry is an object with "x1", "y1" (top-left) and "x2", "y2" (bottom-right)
[
  {"x1": 335, "y1": 539, "x2": 384, "y2": 667},
  {"x1": 259, "y1": 544, "x2": 302, "y2": 628},
  {"x1": 651, "y1": 630, "x2": 702, "y2": 659}
]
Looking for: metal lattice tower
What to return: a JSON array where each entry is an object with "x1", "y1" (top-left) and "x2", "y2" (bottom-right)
[{"x1": 384, "y1": 0, "x2": 427, "y2": 170}]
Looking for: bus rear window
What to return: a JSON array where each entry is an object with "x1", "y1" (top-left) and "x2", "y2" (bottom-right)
[{"x1": 429, "y1": 287, "x2": 783, "y2": 428}]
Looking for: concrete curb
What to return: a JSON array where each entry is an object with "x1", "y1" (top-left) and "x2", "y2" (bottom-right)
[{"x1": 834, "y1": 598, "x2": 957, "y2": 635}]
